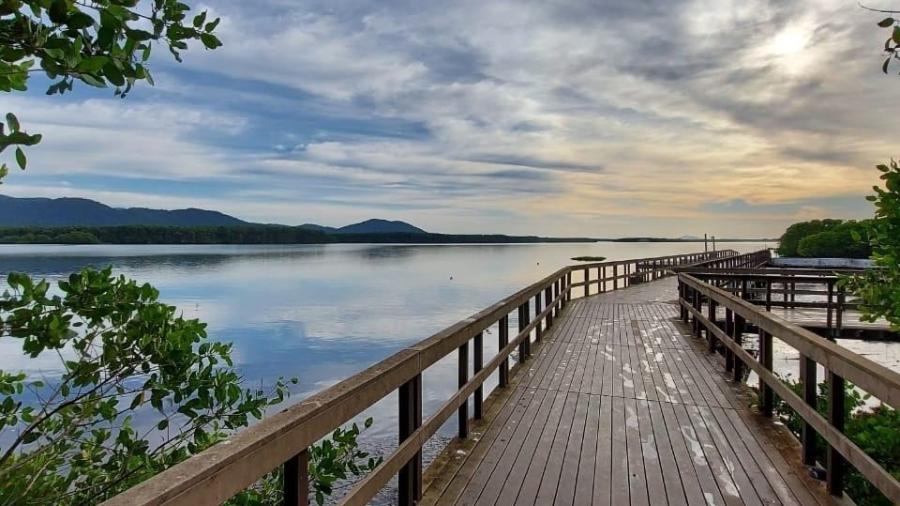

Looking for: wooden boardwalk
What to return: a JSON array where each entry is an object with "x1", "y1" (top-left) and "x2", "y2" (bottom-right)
[{"x1": 423, "y1": 278, "x2": 836, "y2": 506}]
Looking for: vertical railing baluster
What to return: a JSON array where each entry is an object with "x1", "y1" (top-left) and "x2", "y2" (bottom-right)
[
  {"x1": 518, "y1": 301, "x2": 530, "y2": 362},
  {"x1": 474, "y1": 332, "x2": 483, "y2": 420},
  {"x1": 765, "y1": 279, "x2": 772, "y2": 311},
  {"x1": 826, "y1": 281, "x2": 835, "y2": 338},
  {"x1": 759, "y1": 330, "x2": 773, "y2": 417},
  {"x1": 553, "y1": 279, "x2": 558, "y2": 314},
  {"x1": 613, "y1": 264, "x2": 618, "y2": 290},
  {"x1": 800, "y1": 355, "x2": 818, "y2": 466},
  {"x1": 398, "y1": 374, "x2": 422, "y2": 506},
  {"x1": 283, "y1": 450, "x2": 309, "y2": 506},
  {"x1": 458, "y1": 340, "x2": 469, "y2": 439},
  {"x1": 535, "y1": 293, "x2": 543, "y2": 342},
  {"x1": 707, "y1": 297, "x2": 717, "y2": 353},
  {"x1": 725, "y1": 308, "x2": 734, "y2": 371},
  {"x1": 827, "y1": 370, "x2": 845, "y2": 496},
  {"x1": 565, "y1": 272, "x2": 571, "y2": 306},
  {"x1": 584, "y1": 267, "x2": 589, "y2": 297},
  {"x1": 499, "y1": 316, "x2": 509, "y2": 388},
  {"x1": 836, "y1": 286, "x2": 844, "y2": 337},
  {"x1": 733, "y1": 313, "x2": 745, "y2": 382},
  {"x1": 545, "y1": 286, "x2": 553, "y2": 328}
]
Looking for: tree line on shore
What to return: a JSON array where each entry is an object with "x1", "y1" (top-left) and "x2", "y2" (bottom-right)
[
  {"x1": 777, "y1": 219, "x2": 873, "y2": 258},
  {"x1": 0, "y1": 225, "x2": 596, "y2": 245}
]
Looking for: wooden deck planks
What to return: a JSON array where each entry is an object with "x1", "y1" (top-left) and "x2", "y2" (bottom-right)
[{"x1": 424, "y1": 278, "x2": 836, "y2": 506}]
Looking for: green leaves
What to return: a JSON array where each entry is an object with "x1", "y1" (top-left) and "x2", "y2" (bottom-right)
[
  {"x1": 878, "y1": 17, "x2": 895, "y2": 28},
  {"x1": 15, "y1": 148, "x2": 25, "y2": 169},
  {"x1": 0, "y1": 0, "x2": 223, "y2": 178},
  {"x1": 0, "y1": 113, "x2": 41, "y2": 177},
  {"x1": 0, "y1": 267, "x2": 299, "y2": 505},
  {"x1": 844, "y1": 160, "x2": 900, "y2": 332}
]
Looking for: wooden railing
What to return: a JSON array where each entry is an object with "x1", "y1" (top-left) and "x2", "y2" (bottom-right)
[
  {"x1": 101, "y1": 249, "x2": 739, "y2": 506},
  {"x1": 678, "y1": 273, "x2": 900, "y2": 503},
  {"x1": 675, "y1": 266, "x2": 883, "y2": 338},
  {"x1": 571, "y1": 249, "x2": 738, "y2": 297}
]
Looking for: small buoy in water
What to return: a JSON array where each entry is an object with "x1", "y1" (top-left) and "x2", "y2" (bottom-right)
[{"x1": 450, "y1": 275, "x2": 454, "y2": 280}]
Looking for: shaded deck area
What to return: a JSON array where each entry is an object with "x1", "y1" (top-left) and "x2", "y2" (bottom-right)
[{"x1": 423, "y1": 278, "x2": 835, "y2": 506}]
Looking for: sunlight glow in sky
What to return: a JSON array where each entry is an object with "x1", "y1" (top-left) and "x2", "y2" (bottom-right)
[{"x1": 0, "y1": 0, "x2": 888, "y2": 237}]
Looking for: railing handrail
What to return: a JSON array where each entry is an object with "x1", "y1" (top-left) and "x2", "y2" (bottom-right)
[
  {"x1": 678, "y1": 272, "x2": 900, "y2": 503},
  {"x1": 101, "y1": 249, "x2": 745, "y2": 506}
]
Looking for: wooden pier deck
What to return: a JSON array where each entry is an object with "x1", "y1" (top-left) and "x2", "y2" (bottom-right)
[{"x1": 423, "y1": 278, "x2": 832, "y2": 506}]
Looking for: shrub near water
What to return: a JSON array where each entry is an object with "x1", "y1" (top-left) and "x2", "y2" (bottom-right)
[
  {"x1": 773, "y1": 378, "x2": 899, "y2": 506},
  {"x1": 0, "y1": 268, "x2": 379, "y2": 505}
]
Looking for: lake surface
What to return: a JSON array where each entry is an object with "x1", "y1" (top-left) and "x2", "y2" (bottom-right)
[{"x1": 1, "y1": 241, "x2": 895, "y2": 500}]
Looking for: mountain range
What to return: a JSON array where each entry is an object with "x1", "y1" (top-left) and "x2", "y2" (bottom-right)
[{"x1": 0, "y1": 195, "x2": 427, "y2": 234}]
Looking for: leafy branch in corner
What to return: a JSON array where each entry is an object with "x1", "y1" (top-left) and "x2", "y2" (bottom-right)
[{"x1": 0, "y1": 0, "x2": 222, "y2": 181}]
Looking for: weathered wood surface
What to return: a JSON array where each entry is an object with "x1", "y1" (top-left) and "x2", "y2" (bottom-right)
[{"x1": 423, "y1": 278, "x2": 837, "y2": 506}]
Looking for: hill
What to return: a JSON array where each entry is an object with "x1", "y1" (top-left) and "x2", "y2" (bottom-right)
[
  {"x1": 334, "y1": 219, "x2": 426, "y2": 234},
  {"x1": 0, "y1": 196, "x2": 247, "y2": 227}
]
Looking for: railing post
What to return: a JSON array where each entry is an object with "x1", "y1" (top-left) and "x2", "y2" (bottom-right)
[
  {"x1": 458, "y1": 340, "x2": 469, "y2": 439},
  {"x1": 545, "y1": 286, "x2": 553, "y2": 328},
  {"x1": 584, "y1": 267, "x2": 589, "y2": 297},
  {"x1": 534, "y1": 293, "x2": 543, "y2": 342},
  {"x1": 474, "y1": 332, "x2": 483, "y2": 420},
  {"x1": 707, "y1": 297, "x2": 717, "y2": 353},
  {"x1": 601, "y1": 265, "x2": 606, "y2": 293},
  {"x1": 613, "y1": 264, "x2": 618, "y2": 290},
  {"x1": 725, "y1": 308, "x2": 734, "y2": 371},
  {"x1": 826, "y1": 281, "x2": 835, "y2": 338},
  {"x1": 827, "y1": 370, "x2": 845, "y2": 496},
  {"x1": 499, "y1": 316, "x2": 509, "y2": 388},
  {"x1": 565, "y1": 272, "x2": 571, "y2": 305},
  {"x1": 398, "y1": 374, "x2": 422, "y2": 506},
  {"x1": 836, "y1": 286, "x2": 844, "y2": 337},
  {"x1": 759, "y1": 330, "x2": 773, "y2": 417},
  {"x1": 518, "y1": 301, "x2": 530, "y2": 362},
  {"x1": 553, "y1": 279, "x2": 560, "y2": 318},
  {"x1": 692, "y1": 290, "x2": 702, "y2": 337},
  {"x1": 679, "y1": 280, "x2": 688, "y2": 322},
  {"x1": 765, "y1": 279, "x2": 772, "y2": 311},
  {"x1": 733, "y1": 313, "x2": 745, "y2": 382},
  {"x1": 283, "y1": 450, "x2": 310, "y2": 506},
  {"x1": 800, "y1": 355, "x2": 818, "y2": 466}
]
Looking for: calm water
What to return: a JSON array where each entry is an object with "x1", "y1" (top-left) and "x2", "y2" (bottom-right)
[{"x1": 1, "y1": 241, "x2": 895, "y2": 500}]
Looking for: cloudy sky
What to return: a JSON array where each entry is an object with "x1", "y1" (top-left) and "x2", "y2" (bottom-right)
[{"x1": 2, "y1": 0, "x2": 895, "y2": 237}]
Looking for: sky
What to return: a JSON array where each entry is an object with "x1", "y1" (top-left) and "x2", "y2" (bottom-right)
[{"x1": 1, "y1": 0, "x2": 895, "y2": 237}]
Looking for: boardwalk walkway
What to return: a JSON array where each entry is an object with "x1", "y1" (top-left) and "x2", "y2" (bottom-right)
[{"x1": 423, "y1": 278, "x2": 836, "y2": 506}]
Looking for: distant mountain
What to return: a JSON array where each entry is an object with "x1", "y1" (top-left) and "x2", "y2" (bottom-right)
[
  {"x1": 0, "y1": 196, "x2": 428, "y2": 235},
  {"x1": 0, "y1": 196, "x2": 247, "y2": 227},
  {"x1": 298, "y1": 223, "x2": 338, "y2": 233},
  {"x1": 333, "y1": 219, "x2": 426, "y2": 235}
]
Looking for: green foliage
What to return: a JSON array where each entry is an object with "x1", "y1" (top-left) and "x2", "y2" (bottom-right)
[
  {"x1": 772, "y1": 376, "x2": 899, "y2": 506},
  {"x1": 307, "y1": 417, "x2": 381, "y2": 505},
  {"x1": 777, "y1": 219, "x2": 843, "y2": 257},
  {"x1": 0, "y1": 267, "x2": 383, "y2": 504},
  {"x1": 0, "y1": 0, "x2": 221, "y2": 180},
  {"x1": 0, "y1": 267, "x2": 296, "y2": 504},
  {"x1": 795, "y1": 220, "x2": 873, "y2": 259},
  {"x1": 52, "y1": 230, "x2": 101, "y2": 244},
  {"x1": 225, "y1": 418, "x2": 381, "y2": 506},
  {"x1": 878, "y1": 15, "x2": 900, "y2": 74},
  {"x1": 843, "y1": 160, "x2": 900, "y2": 331}
]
